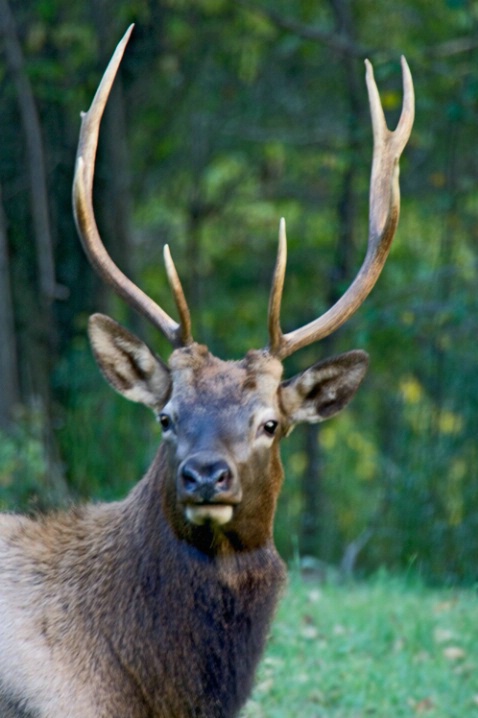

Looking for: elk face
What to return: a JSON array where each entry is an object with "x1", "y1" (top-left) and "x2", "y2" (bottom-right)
[
  {"x1": 157, "y1": 346, "x2": 285, "y2": 530},
  {"x1": 74, "y1": 29, "x2": 413, "y2": 539},
  {"x1": 88, "y1": 314, "x2": 368, "y2": 536}
]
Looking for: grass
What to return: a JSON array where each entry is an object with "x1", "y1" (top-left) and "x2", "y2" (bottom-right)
[{"x1": 242, "y1": 572, "x2": 478, "y2": 718}]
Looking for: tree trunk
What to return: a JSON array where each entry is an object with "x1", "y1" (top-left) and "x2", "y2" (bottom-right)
[
  {"x1": 299, "y1": 0, "x2": 362, "y2": 560},
  {"x1": 0, "y1": 0, "x2": 69, "y2": 502},
  {"x1": 299, "y1": 424, "x2": 325, "y2": 556},
  {"x1": 0, "y1": 184, "x2": 19, "y2": 429},
  {"x1": 0, "y1": 0, "x2": 57, "y2": 302}
]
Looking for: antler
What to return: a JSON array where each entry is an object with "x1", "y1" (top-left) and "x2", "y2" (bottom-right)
[
  {"x1": 72, "y1": 25, "x2": 192, "y2": 348},
  {"x1": 267, "y1": 56, "x2": 414, "y2": 360}
]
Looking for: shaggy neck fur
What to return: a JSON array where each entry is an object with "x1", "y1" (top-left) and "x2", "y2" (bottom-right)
[{"x1": 0, "y1": 445, "x2": 286, "y2": 718}]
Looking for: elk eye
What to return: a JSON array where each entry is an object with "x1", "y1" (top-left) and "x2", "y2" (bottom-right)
[
  {"x1": 158, "y1": 413, "x2": 172, "y2": 431},
  {"x1": 263, "y1": 420, "x2": 278, "y2": 437}
]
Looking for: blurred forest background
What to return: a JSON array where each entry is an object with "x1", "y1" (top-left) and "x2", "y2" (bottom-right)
[{"x1": 0, "y1": 0, "x2": 477, "y2": 583}]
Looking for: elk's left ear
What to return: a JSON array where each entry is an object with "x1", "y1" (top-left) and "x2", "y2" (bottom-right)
[{"x1": 280, "y1": 350, "x2": 369, "y2": 425}]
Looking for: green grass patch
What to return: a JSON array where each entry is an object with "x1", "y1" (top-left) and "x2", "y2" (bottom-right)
[{"x1": 242, "y1": 572, "x2": 478, "y2": 718}]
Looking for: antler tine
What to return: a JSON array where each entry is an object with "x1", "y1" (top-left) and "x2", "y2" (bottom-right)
[
  {"x1": 267, "y1": 217, "x2": 287, "y2": 355},
  {"x1": 72, "y1": 25, "x2": 191, "y2": 348},
  {"x1": 163, "y1": 245, "x2": 192, "y2": 346},
  {"x1": 268, "y1": 57, "x2": 414, "y2": 360}
]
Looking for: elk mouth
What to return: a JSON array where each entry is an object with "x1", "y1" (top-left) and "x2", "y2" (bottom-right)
[
  {"x1": 184, "y1": 503, "x2": 235, "y2": 526},
  {"x1": 178, "y1": 454, "x2": 242, "y2": 526}
]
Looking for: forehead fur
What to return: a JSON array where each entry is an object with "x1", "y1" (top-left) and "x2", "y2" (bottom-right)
[{"x1": 168, "y1": 345, "x2": 283, "y2": 406}]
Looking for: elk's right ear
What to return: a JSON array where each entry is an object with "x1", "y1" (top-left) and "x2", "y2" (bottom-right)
[{"x1": 88, "y1": 313, "x2": 171, "y2": 410}]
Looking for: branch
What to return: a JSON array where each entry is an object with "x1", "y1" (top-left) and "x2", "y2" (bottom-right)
[
  {"x1": 236, "y1": 0, "x2": 371, "y2": 58},
  {"x1": 238, "y1": 2, "x2": 478, "y2": 65},
  {"x1": 426, "y1": 36, "x2": 478, "y2": 58}
]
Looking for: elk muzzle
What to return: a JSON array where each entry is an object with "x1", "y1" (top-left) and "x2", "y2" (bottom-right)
[{"x1": 178, "y1": 453, "x2": 242, "y2": 526}]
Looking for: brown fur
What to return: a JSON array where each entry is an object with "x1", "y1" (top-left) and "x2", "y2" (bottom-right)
[{"x1": 0, "y1": 330, "x2": 368, "y2": 718}]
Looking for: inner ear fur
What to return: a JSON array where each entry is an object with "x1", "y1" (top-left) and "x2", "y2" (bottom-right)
[
  {"x1": 280, "y1": 350, "x2": 369, "y2": 425},
  {"x1": 88, "y1": 313, "x2": 171, "y2": 410}
]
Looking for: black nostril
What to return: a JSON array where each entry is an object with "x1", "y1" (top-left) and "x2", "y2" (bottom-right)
[
  {"x1": 180, "y1": 458, "x2": 233, "y2": 495},
  {"x1": 214, "y1": 465, "x2": 231, "y2": 488},
  {"x1": 181, "y1": 464, "x2": 203, "y2": 492}
]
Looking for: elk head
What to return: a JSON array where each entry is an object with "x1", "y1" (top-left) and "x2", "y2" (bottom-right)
[{"x1": 73, "y1": 26, "x2": 414, "y2": 547}]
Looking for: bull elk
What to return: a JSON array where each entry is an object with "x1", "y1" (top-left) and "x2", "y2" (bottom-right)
[{"x1": 0, "y1": 26, "x2": 414, "y2": 718}]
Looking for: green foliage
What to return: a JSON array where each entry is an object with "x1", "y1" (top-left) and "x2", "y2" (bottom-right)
[
  {"x1": 1, "y1": 0, "x2": 478, "y2": 582},
  {"x1": 53, "y1": 331, "x2": 159, "y2": 501},
  {"x1": 0, "y1": 407, "x2": 53, "y2": 512}
]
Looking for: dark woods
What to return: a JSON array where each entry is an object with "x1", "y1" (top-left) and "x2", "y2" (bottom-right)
[
  {"x1": 0, "y1": 16, "x2": 414, "y2": 718},
  {"x1": 0, "y1": 2, "x2": 477, "y2": 585}
]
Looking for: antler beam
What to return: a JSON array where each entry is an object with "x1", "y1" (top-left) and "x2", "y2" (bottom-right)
[
  {"x1": 268, "y1": 56, "x2": 415, "y2": 360},
  {"x1": 72, "y1": 25, "x2": 192, "y2": 348}
]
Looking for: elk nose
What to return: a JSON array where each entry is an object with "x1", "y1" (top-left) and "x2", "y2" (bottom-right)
[{"x1": 179, "y1": 457, "x2": 234, "y2": 501}]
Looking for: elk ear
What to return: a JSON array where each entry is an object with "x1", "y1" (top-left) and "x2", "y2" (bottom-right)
[
  {"x1": 280, "y1": 350, "x2": 369, "y2": 425},
  {"x1": 88, "y1": 313, "x2": 171, "y2": 410}
]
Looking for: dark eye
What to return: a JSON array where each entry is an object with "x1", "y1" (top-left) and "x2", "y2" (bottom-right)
[
  {"x1": 263, "y1": 420, "x2": 279, "y2": 437},
  {"x1": 158, "y1": 413, "x2": 172, "y2": 431}
]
